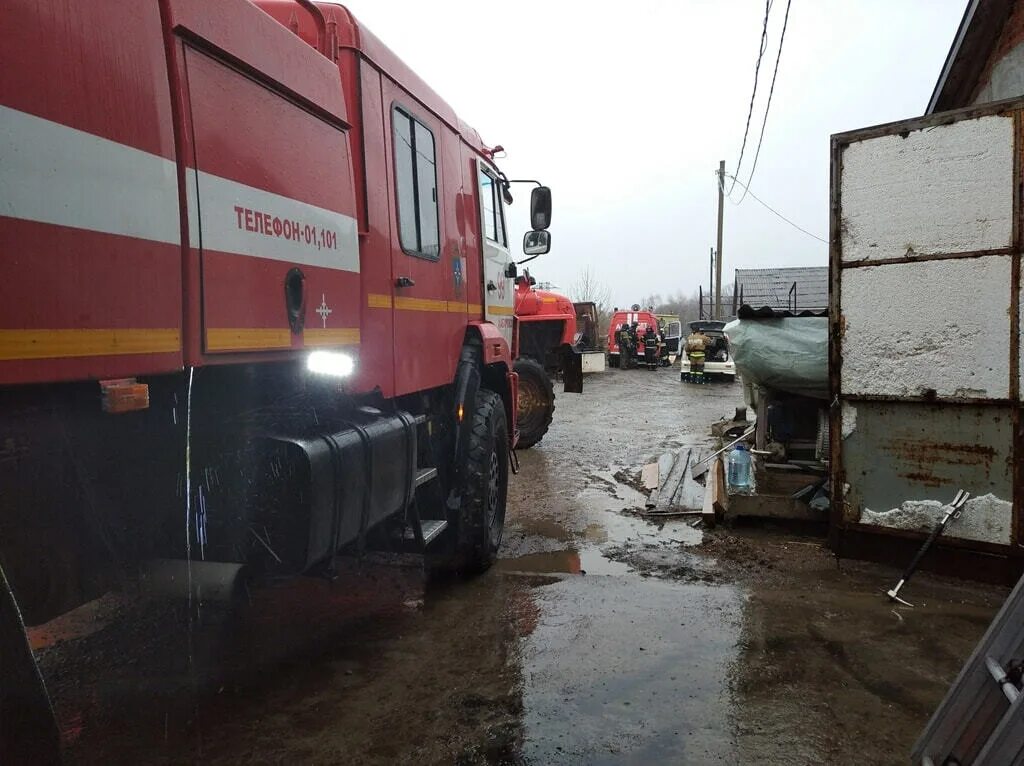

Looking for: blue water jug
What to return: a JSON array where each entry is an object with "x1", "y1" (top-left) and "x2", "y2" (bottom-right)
[{"x1": 727, "y1": 444, "x2": 752, "y2": 489}]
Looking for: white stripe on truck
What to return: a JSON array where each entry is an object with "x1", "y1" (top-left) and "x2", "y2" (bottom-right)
[
  {"x1": 0, "y1": 105, "x2": 359, "y2": 272},
  {"x1": 0, "y1": 104, "x2": 182, "y2": 245},
  {"x1": 188, "y1": 170, "x2": 359, "y2": 272}
]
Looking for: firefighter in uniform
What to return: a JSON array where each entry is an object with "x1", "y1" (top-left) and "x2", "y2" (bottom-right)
[
  {"x1": 643, "y1": 325, "x2": 658, "y2": 370},
  {"x1": 684, "y1": 328, "x2": 710, "y2": 383},
  {"x1": 617, "y1": 324, "x2": 633, "y2": 369}
]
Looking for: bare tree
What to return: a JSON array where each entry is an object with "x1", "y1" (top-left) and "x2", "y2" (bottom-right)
[{"x1": 569, "y1": 266, "x2": 613, "y2": 346}]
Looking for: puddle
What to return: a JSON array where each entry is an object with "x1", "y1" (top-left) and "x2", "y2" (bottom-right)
[
  {"x1": 518, "y1": 576, "x2": 744, "y2": 763},
  {"x1": 496, "y1": 548, "x2": 631, "y2": 577}
]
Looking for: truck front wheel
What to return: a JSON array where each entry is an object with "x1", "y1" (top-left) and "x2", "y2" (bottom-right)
[
  {"x1": 448, "y1": 389, "x2": 508, "y2": 574},
  {"x1": 514, "y1": 357, "x2": 554, "y2": 449}
]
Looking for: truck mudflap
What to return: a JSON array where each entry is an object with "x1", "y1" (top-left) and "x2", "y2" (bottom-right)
[
  {"x1": 0, "y1": 561, "x2": 61, "y2": 765},
  {"x1": 563, "y1": 345, "x2": 583, "y2": 394}
]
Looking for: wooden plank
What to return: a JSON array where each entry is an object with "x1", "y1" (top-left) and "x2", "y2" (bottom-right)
[
  {"x1": 655, "y1": 449, "x2": 690, "y2": 512},
  {"x1": 702, "y1": 457, "x2": 723, "y2": 525},
  {"x1": 673, "y1": 449, "x2": 706, "y2": 511},
  {"x1": 658, "y1": 451, "x2": 676, "y2": 480},
  {"x1": 713, "y1": 457, "x2": 729, "y2": 515},
  {"x1": 689, "y1": 447, "x2": 712, "y2": 480},
  {"x1": 641, "y1": 462, "x2": 659, "y2": 491}
]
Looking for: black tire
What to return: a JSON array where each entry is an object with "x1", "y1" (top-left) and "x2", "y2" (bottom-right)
[
  {"x1": 514, "y1": 357, "x2": 554, "y2": 449},
  {"x1": 449, "y1": 389, "x2": 508, "y2": 574},
  {"x1": 608, "y1": 354, "x2": 620, "y2": 369}
]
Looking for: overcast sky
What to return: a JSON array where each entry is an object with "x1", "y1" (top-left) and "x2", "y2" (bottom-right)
[{"x1": 345, "y1": 0, "x2": 967, "y2": 307}]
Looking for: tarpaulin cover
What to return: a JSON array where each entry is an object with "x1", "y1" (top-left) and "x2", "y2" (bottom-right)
[{"x1": 724, "y1": 317, "x2": 828, "y2": 400}]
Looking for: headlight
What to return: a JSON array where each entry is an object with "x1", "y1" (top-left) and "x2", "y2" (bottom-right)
[{"x1": 307, "y1": 350, "x2": 355, "y2": 377}]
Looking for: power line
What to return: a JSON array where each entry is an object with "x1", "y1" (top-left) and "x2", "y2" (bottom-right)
[
  {"x1": 723, "y1": 173, "x2": 827, "y2": 244},
  {"x1": 727, "y1": 0, "x2": 773, "y2": 195},
  {"x1": 737, "y1": 0, "x2": 792, "y2": 203}
]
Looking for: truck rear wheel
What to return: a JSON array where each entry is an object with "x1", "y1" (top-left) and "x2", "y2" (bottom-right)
[{"x1": 514, "y1": 357, "x2": 554, "y2": 449}]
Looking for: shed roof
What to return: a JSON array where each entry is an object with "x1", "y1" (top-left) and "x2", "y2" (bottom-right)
[{"x1": 734, "y1": 267, "x2": 829, "y2": 313}]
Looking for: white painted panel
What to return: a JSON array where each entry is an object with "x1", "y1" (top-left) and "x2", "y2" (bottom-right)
[
  {"x1": 0, "y1": 105, "x2": 180, "y2": 244},
  {"x1": 841, "y1": 256, "x2": 1011, "y2": 399},
  {"x1": 582, "y1": 351, "x2": 606, "y2": 373},
  {"x1": 190, "y1": 170, "x2": 359, "y2": 272},
  {"x1": 840, "y1": 116, "x2": 1013, "y2": 263}
]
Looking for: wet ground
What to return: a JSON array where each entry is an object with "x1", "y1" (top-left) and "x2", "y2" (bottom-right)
[{"x1": 32, "y1": 368, "x2": 1007, "y2": 765}]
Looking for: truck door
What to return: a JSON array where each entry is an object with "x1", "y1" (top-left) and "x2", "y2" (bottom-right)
[
  {"x1": 477, "y1": 163, "x2": 514, "y2": 346},
  {"x1": 387, "y1": 102, "x2": 460, "y2": 394}
]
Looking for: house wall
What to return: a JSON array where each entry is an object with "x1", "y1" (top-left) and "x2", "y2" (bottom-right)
[{"x1": 973, "y1": 1, "x2": 1024, "y2": 103}]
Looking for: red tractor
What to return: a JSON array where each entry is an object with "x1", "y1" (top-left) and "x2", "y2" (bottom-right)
[
  {"x1": 512, "y1": 275, "x2": 582, "y2": 448},
  {"x1": 0, "y1": 0, "x2": 553, "y2": 754}
]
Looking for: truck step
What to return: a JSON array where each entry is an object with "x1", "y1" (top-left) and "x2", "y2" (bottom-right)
[
  {"x1": 414, "y1": 467, "x2": 438, "y2": 487},
  {"x1": 404, "y1": 519, "x2": 448, "y2": 545}
]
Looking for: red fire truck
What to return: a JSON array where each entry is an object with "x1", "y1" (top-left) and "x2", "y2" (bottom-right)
[
  {"x1": 0, "y1": 0, "x2": 555, "y2": 755},
  {"x1": 606, "y1": 306, "x2": 661, "y2": 368}
]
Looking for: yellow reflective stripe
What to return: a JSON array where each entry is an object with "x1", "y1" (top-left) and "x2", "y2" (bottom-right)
[
  {"x1": 305, "y1": 328, "x2": 360, "y2": 347},
  {"x1": 0, "y1": 329, "x2": 180, "y2": 360},
  {"x1": 369, "y1": 294, "x2": 494, "y2": 316},
  {"x1": 488, "y1": 305, "x2": 515, "y2": 316},
  {"x1": 206, "y1": 328, "x2": 291, "y2": 351},
  {"x1": 394, "y1": 296, "x2": 449, "y2": 313}
]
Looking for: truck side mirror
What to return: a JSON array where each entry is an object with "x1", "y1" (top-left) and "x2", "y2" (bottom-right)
[
  {"x1": 530, "y1": 186, "x2": 552, "y2": 230},
  {"x1": 523, "y1": 230, "x2": 551, "y2": 256}
]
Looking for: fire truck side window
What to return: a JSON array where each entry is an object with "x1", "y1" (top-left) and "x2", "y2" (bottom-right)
[
  {"x1": 479, "y1": 169, "x2": 508, "y2": 248},
  {"x1": 392, "y1": 106, "x2": 440, "y2": 259}
]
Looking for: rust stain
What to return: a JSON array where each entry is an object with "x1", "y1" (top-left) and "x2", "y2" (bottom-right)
[
  {"x1": 886, "y1": 439, "x2": 996, "y2": 457},
  {"x1": 883, "y1": 439, "x2": 997, "y2": 472},
  {"x1": 898, "y1": 471, "x2": 946, "y2": 488}
]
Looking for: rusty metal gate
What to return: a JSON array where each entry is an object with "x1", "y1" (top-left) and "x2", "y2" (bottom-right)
[{"x1": 829, "y1": 99, "x2": 1024, "y2": 581}]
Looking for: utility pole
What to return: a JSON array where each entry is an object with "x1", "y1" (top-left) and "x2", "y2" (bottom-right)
[
  {"x1": 715, "y1": 160, "x2": 725, "y2": 320},
  {"x1": 708, "y1": 247, "x2": 714, "y2": 320}
]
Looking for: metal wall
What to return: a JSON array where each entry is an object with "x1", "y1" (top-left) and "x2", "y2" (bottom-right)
[{"x1": 830, "y1": 99, "x2": 1024, "y2": 570}]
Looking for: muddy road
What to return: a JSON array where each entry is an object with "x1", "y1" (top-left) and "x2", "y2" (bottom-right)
[{"x1": 34, "y1": 368, "x2": 1005, "y2": 765}]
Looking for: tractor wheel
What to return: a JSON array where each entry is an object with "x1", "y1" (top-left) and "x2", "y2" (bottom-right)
[
  {"x1": 514, "y1": 357, "x2": 554, "y2": 449},
  {"x1": 446, "y1": 389, "x2": 508, "y2": 575}
]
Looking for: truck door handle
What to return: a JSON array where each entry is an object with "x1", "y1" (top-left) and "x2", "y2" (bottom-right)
[
  {"x1": 395, "y1": 277, "x2": 415, "y2": 288},
  {"x1": 486, "y1": 280, "x2": 497, "y2": 292}
]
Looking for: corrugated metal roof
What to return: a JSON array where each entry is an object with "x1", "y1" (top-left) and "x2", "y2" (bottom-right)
[{"x1": 734, "y1": 267, "x2": 829, "y2": 313}]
